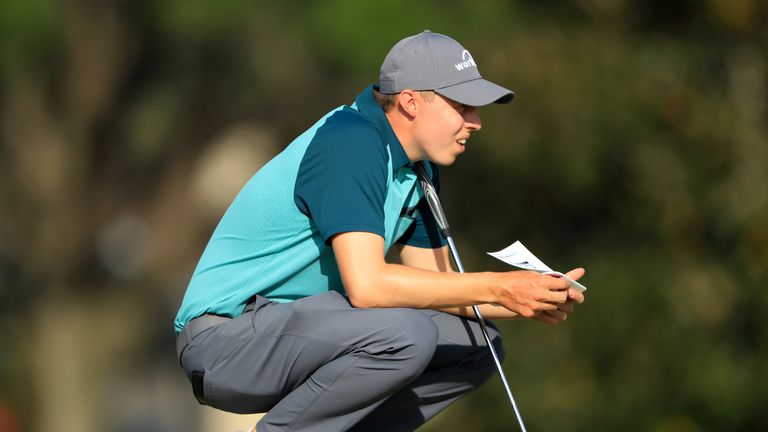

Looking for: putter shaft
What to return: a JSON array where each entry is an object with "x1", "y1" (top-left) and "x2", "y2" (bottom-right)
[
  {"x1": 413, "y1": 162, "x2": 527, "y2": 432},
  {"x1": 445, "y1": 236, "x2": 527, "y2": 432}
]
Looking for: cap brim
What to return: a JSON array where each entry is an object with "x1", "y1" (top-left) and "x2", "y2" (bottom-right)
[{"x1": 435, "y1": 78, "x2": 514, "y2": 106}]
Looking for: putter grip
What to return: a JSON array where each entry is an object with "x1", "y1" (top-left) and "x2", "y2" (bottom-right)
[{"x1": 413, "y1": 162, "x2": 451, "y2": 236}]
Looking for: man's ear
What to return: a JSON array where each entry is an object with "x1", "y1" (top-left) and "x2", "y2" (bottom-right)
[{"x1": 396, "y1": 89, "x2": 418, "y2": 118}]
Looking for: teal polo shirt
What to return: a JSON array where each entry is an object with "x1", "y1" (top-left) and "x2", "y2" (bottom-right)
[{"x1": 174, "y1": 85, "x2": 446, "y2": 333}]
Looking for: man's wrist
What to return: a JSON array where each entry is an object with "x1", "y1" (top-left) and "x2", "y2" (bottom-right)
[{"x1": 475, "y1": 271, "x2": 502, "y2": 305}]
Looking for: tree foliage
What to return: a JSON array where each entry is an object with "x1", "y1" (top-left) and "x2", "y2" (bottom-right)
[{"x1": 1, "y1": 1, "x2": 766, "y2": 431}]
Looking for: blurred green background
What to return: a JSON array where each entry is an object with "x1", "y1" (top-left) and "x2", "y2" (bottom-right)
[{"x1": 1, "y1": 1, "x2": 766, "y2": 431}]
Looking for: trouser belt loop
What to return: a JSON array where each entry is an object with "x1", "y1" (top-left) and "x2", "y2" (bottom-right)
[
  {"x1": 243, "y1": 296, "x2": 259, "y2": 313},
  {"x1": 176, "y1": 314, "x2": 232, "y2": 359},
  {"x1": 184, "y1": 321, "x2": 194, "y2": 347}
]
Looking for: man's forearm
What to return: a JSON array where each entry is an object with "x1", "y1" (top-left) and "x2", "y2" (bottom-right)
[
  {"x1": 334, "y1": 232, "x2": 568, "y2": 317},
  {"x1": 345, "y1": 262, "x2": 500, "y2": 310},
  {"x1": 438, "y1": 303, "x2": 522, "y2": 320}
]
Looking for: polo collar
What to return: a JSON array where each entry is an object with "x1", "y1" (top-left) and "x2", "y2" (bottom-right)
[{"x1": 355, "y1": 84, "x2": 411, "y2": 171}]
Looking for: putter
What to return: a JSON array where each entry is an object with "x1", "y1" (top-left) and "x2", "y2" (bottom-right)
[{"x1": 413, "y1": 161, "x2": 528, "y2": 432}]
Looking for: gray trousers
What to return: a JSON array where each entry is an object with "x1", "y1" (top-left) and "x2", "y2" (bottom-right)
[{"x1": 177, "y1": 291, "x2": 504, "y2": 431}]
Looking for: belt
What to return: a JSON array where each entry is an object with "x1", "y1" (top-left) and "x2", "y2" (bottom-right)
[{"x1": 175, "y1": 314, "x2": 232, "y2": 358}]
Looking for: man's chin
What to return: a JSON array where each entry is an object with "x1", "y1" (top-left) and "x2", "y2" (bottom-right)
[
  {"x1": 428, "y1": 159, "x2": 455, "y2": 167},
  {"x1": 427, "y1": 154, "x2": 460, "y2": 167}
]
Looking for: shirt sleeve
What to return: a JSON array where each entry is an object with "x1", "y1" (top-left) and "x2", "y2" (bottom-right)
[
  {"x1": 294, "y1": 111, "x2": 388, "y2": 244},
  {"x1": 396, "y1": 163, "x2": 448, "y2": 249}
]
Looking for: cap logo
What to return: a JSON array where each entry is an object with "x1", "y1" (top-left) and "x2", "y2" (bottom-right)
[{"x1": 454, "y1": 50, "x2": 477, "y2": 71}]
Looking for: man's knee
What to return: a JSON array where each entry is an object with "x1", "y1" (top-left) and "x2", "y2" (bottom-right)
[
  {"x1": 392, "y1": 309, "x2": 439, "y2": 353},
  {"x1": 376, "y1": 309, "x2": 438, "y2": 379}
]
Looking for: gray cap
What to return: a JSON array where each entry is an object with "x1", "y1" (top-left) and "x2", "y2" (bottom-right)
[{"x1": 379, "y1": 30, "x2": 514, "y2": 106}]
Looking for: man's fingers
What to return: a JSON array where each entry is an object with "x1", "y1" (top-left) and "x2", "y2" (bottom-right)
[
  {"x1": 567, "y1": 288, "x2": 585, "y2": 304},
  {"x1": 545, "y1": 309, "x2": 568, "y2": 321},
  {"x1": 544, "y1": 288, "x2": 569, "y2": 304},
  {"x1": 531, "y1": 302, "x2": 558, "y2": 312},
  {"x1": 509, "y1": 301, "x2": 558, "y2": 316},
  {"x1": 517, "y1": 307, "x2": 536, "y2": 318},
  {"x1": 534, "y1": 310, "x2": 566, "y2": 325},
  {"x1": 534, "y1": 314, "x2": 560, "y2": 325},
  {"x1": 565, "y1": 267, "x2": 585, "y2": 281},
  {"x1": 557, "y1": 301, "x2": 574, "y2": 314},
  {"x1": 546, "y1": 275, "x2": 570, "y2": 290}
]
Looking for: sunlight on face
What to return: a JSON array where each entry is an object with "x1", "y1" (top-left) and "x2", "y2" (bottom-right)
[{"x1": 412, "y1": 93, "x2": 482, "y2": 166}]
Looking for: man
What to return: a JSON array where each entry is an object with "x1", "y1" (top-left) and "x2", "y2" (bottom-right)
[{"x1": 174, "y1": 30, "x2": 585, "y2": 431}]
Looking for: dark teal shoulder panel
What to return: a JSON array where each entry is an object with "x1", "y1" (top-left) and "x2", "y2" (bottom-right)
[{"x1": 295, "y1": 107, "x2": 388, "y2": 243}]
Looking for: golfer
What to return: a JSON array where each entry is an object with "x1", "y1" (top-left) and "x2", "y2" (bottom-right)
[{"x1": 174, "y1": 30, "x2": 585, "y2": 431}]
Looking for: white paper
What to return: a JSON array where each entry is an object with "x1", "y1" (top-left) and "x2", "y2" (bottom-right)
[{"x1": 487, "y1": 241, "x2": 587, "y2": 292}]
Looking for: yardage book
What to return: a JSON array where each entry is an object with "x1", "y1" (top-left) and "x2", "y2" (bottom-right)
[{"x1": 487, "y1": 241, "x2": 587, "y2": 292}]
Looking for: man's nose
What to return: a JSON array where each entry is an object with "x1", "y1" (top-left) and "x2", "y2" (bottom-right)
[{"x1": 465, "y1": 107, "x2": 482, "y2": 131}]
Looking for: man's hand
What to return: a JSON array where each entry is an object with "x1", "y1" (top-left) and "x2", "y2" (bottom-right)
[
  {"x1": 493, "y1": 270, "x2": 571, "y2": 318},
  {"x1": 533, "y1": 268, "x2": 586, "y2": 325}
]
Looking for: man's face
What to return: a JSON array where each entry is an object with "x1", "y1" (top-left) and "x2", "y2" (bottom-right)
[{"x1": 412, "y1": 92, "x2": 482, "y2": 166}]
